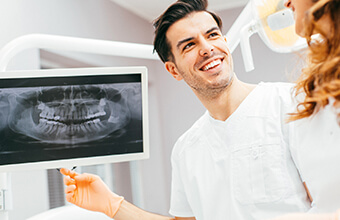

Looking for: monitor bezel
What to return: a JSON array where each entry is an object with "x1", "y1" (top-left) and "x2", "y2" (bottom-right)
[{"x1": 0, "y1": 66, "x2": 149, "y2": 172}]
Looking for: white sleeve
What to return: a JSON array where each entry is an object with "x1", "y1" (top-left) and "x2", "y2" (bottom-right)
[
  {"x1": 168, "y1": 148, "x2": 194, "y2": 217},
  {"x1": 281, "y1": 84, "x2": 305, "y2": 182}
]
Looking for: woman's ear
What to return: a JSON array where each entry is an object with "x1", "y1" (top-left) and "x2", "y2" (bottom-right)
[{"x1": 165, "y1": 61, "x2": 183, "y2": 81}]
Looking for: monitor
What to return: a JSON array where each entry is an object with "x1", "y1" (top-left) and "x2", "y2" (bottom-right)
[{"x1": 0, "y1": 66, "x2": 149, "y2": 172}]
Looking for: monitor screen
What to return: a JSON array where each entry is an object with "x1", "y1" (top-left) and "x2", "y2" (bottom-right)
[{"x1": 0, "y1": 66, "x2": 149, "y2": 172}]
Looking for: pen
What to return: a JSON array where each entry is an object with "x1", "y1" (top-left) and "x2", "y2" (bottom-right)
[{"x1": 56, "y1": 166, "x2": 77, "y2": 172}]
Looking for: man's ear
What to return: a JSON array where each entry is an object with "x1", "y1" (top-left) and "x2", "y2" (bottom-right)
[{"x1": 165, "y1": 61, "x2": 183, "y2": 81}]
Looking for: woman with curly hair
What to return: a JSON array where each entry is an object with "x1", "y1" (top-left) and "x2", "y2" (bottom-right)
[
  {"x1": 287, "y1": 0, "x2": 340, "y2": 122},
  {"x1": 272, "y1": 0, "x2": 340, "y2": 219}
]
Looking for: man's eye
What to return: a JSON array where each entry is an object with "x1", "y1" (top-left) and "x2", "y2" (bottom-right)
[
  {"x1": 183, "y1": 42, "x2": 194, "y2": 51},
  {"x1": 209, "y1": 32, "x2": 219, "y2": 38}
]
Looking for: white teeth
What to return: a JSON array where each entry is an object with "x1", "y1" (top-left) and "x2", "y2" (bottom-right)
[
  {"x1": 85, "y1": 111, "x2": 106, "y2": 120},
  {"x1": 99, "y1": 98, "x2": 106, "y2": 106},
  {"x1": 202, "y1": 59, "x2": 221, "y2": 71}
]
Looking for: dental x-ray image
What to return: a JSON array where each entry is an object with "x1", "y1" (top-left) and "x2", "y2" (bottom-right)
[{"x1": 0, "y1": 72, "x2": 144, "y2": 167}]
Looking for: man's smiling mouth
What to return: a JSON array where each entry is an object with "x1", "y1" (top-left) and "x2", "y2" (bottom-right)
[{"x1": 201, "y1": 59, "x2": 223, "y2": 71}]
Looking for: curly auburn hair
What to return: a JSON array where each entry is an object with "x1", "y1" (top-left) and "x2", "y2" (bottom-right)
[{"x1": 290, "y1": 0, "x2": 340, "y2": 121}]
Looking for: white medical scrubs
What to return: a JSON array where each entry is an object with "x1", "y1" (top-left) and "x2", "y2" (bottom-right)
[
  {"x1": 290, "y1": 99, "x2": 340, "y2": 213},
  {"x1": 169, "y1": 82, "x2": 311, "y2": 220}
]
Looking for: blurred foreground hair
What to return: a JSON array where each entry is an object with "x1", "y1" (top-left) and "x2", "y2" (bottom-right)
[{"x1": 289, "y1": 0, "x2": 340, "y2": 121}]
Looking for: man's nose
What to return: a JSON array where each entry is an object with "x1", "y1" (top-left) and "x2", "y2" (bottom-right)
[
  {"x1": 199, "y1": 40, "x2": 214, "y2": 57},
  {"x1": 284, "y1": 0, "x2": 292, "y2": 8}
]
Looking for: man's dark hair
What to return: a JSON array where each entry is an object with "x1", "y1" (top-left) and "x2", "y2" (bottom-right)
[{"x1": 153, "y1": 0, "x2": 223, "y2": 63}]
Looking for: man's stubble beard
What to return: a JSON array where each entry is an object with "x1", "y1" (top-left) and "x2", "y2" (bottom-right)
[{"x1": 183, "y1": 70, "x2": 235, "y2": 100}]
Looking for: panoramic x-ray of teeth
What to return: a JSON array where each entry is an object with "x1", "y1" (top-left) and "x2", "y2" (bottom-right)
[
  {"x1": 6, "y1": 84, "x2": 137, "y2": 144},
  {"x1": 0, "y1": 81, "x2": 143, "y2": 165}
]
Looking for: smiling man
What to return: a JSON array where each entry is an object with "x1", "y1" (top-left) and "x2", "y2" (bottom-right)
[
  {"x1": 162, "y1": 7, "x2": 250, "y2": 121},
  {"x1": 61, "y1": 0, "x2": 311, "y2": 219},
  {"x1": 164, "y1": 13, "x2": 234, "y2": 100}
]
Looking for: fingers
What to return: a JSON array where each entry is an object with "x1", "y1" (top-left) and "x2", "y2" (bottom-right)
[
  {"x1": 75, "y1": 173, "x2": 99, "y2": 183},
  {"x1": 59, "y1": 168, "x2": 69, "y2": 175},
  {"x1": 60, "y1": 168, "x2": 78, "y2": 178},
  {"x1": 62, "y1": 171, "x2": 97, "y2": 187},
  {"x1": 65, "y1": 193, "x2": 74, "y2": 203},
  {"x1": 61, "y1": 168, "x2": 80, "y2": 204},
  {"x1": 64, "y1": 183, "x2": 77, "y2": 203},
  {"x1": 64, "y1": 175, "x2": 76, "y2": 186},
  {"x1": 65, "y1": 184, "x2": 76, "y2": 194}
]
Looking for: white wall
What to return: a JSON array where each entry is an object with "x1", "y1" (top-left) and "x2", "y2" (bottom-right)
[{"x1": 0, "y1": 1, "x2": 304, "y2": 220}]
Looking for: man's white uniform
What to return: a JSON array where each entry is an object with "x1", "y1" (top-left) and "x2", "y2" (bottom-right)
[{"x1": 169, "y1": 82, "x2": 311, "y2": 220}]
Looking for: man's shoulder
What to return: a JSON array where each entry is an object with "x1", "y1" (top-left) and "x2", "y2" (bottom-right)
[
  {"x1": 259, "y1": 81, "x2": 295, "y2": 93},
  {"x1": 171, "y1": 112, "x2": 209, "y2": 158},
  {"x1": 257, "y1": 82, "x2": 296, "y2": 104},
  {"x1": 243, "y1": 82, "x2": 297, "y2": 119},
  {"x1": 177, "y1": 112, "x2": 209, "y2": 145}
]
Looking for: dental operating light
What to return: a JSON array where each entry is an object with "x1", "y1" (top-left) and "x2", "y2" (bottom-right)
[{"x1": 226, "y1": 0, "x2": 307, "y2": 72}]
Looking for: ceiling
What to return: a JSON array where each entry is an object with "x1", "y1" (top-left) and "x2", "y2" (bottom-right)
[{"x1": 110, "y1": 0, "x2": 248, "y2": 22}]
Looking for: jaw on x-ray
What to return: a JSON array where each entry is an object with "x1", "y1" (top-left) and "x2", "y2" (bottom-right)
[
  {"x1": 3, "y1": 84, "x2": 136, "y2": 145},
  {"x1": 0, "y1": 80, "x2": 143, "y2": 167}
]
